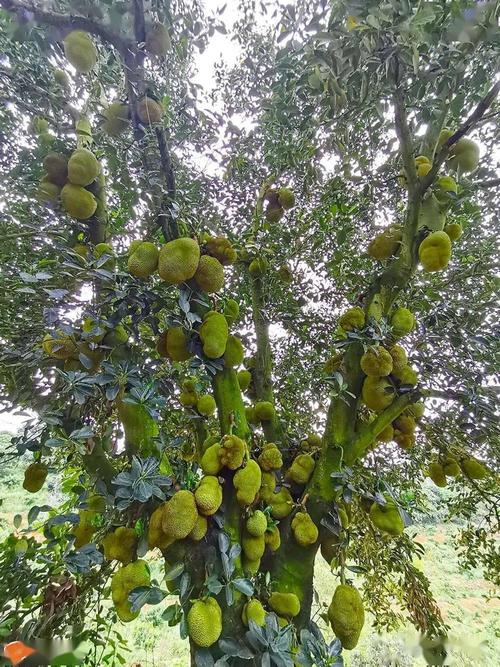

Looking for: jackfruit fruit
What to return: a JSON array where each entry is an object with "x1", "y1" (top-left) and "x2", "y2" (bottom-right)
[
  {"x1": 394, "y1": 430, "x2": 415, "y2": 451},
  {"x1": 63, "y1": 31, "x2": 97, "y2": 73},
  {"x1": 444, "y1": 222, "x2": 462, "y2": 241},
  {"x1": 388, "y1": 345, "x2": 407, "y2": 373},
  {"x1": 270, "y1": 487, "x2": 293, "y2": 519},
  {"x1": 243, "y1": 556, "x2": 261, "y2": 574},
  {"x1": 393, "y1": 415, "x2": 416, "y2": 434},
  {"x1": 362, "y1": 377, "x2": 394, "y2": 411},
  {"x1": 286, "y1": 454, "x2": 315, "y2": 485},
  {"x1": 148, "y1": 505, "x2": 173, "y2": 550},
  {"x1": 291, "y1": 511, "x2": 318, "y2": 547},
  {"x1": 200, "y1": 443, "x2": 223, "y2": 475},
  {"x1": 328, "y1": 584, "x2": 365, "y2": 650},
  {"x1": 391, "y1": 308, "x2": 415, "y2": 338},
  {"x1": 37, "y1": 178, "x2": 61, "y2": 203},
  {"x1": 111, "y1": 560, "x2": 150, "y2": 622},
  {"x1": 137, "y1": 97, "x2": 164, "y2": 124},
  {"x1": 187, "y1": 597, "x2": 222, "y2": 647},
  {"x1": 258, "y1": 443, "x2": 283, "y2": 471},
  {"x1": 427, "y1": 461, "x2": 447, "y2": 487},
  {"x1": 246, "y1": 510, "x2": 268, "y2": 537},
  {"x1": 145, "y1": 22, "x2": 170, "y2": 56},
  {"x1": 443, "y1": 456, "x2": 461, "y2": 477},
  {"x1": 392, "y1": 364, "x2": 418, "y2": 386},
  {"x1": 30, "y1": 116, "x2": 49, "y2": 135},
  {"x1": 369, "y1": 495, "x2": 404, "y2": 535},
  {"x1": 157, "y1": 327, "x2": 191, "y2": 361},
  {"x1": 61, "y1": 183, "x2": 97, "y2": 219},
  {"x1": 72, "y1": 504, "x2": 102, "y2": 549},
  {"x1": 94, "y1": 243, "x2": 115, "y2": 271},
  {"x1": 360, "y1": 347, "x2": 393, "y2": 377},
  {"x1": 259, "y1": 471, "x2": 276, "y2": 503},
  {"x1": 245, "y1": 406, "x2": 259, "y2": 425},
  {"x1": 161, "y1": 490, "x2": 198, "y2": 540},
  {"x1": 461, "y1": 457, "x2": 488, "y2": 480},
  {"x1": 437, "y1": 128, "x2": 453, "y2": 149},
  {"x1": 367, "y1": 226, "x2": 402, "y2": 260},
  {"x1": 406, "y1": 401, "x2": 425, "y2": 420},
  {"x1": 199, "y1": 311, "x2": 229, "y2": 359},
  {"x1": 278, "y1": 264, "x2": 293, "y2": 282},
  {"x1": 248, "y1": 257, "x2": 269, "y2": 277},
  {"x1": 42, "y1": 332, "x2": 77, "y2": 359},
  {"x1": 339, "y1": 307, "x2": 365, "y2": 332},
  {"x1": 179, "y1": 391, "x2": 197, "y2": 407},
  {"x1": 416, "y1": 161, "x2": 432, "y2": 178},
  {"x1": 265, "y1": 205, "x2": 284, "y2": 223},
  {"x1": 419, "y1": 231, "x2": 452, "y2": 272},
  {"x1": 448, "y1": 138, "x2": 479, "y2": 173},
  {"x1": 43, "y1": 152, "x2": 68, "y2": 186},
  {"x1": 68, "y1": 148, "x2": 99, "y2": 187},
  {"x1": 194, "y1": 255, "x2": 224, "y2": 293},
  {"x1": 233, "y1": 459, "x2": 261, "y2": 505},
  {"x1": 224, "y1": 298, "x2": 240, "y2": 325},
  {"x1": 102, "y1": 324, "x2": 128, "y2": 348},
  {"x1": 196, "y1": 395, "x2": 216, "y2": 416},
  {"x1": 127, "y1": 241, "x2": 159, "y2": 278},
  {"x1": 324, "y1": 354, "x2": 343, "y2": 374},
  {"x1": 268, "y1": 592, "x2": 300, "y2": 618},
  {"x1": 377, "y1": 424, "x2": 394, "y2": 443},
  {"x1": 277, "y1": 187, "x2": 295, "y2": 209},
  {"x1": 222, "y1": 335, "x2": 244, "y2": 368},
  {"x1": 264, "y1": 524, "x2": 281, "y2": 551},
  {"x1": 242, "y1": 531, "x2": 266, "y2": 561},
  {"x1": 158, "y1": 238, "x2": 200, "y2": 284},
  {"x1": 23, "y1": 462, "x2": 48, "y2": 492},
  {"x1": 242, "y1": 599, "x2": 266, "y2": 627},
  {"x1": 254, "y1": 401, "x2": 275, "y2": 422},
  {"x1": 302, "y1": 433, "x2": 322, "y2": 450},
  {"x1": 189, "y1": 514, "x2": 208, "y2": 541},
  {"x1": 194, "y1": 476, "x2": 223, "y2": 516},
  {"x1": 206, "y1": 236, "x2": 237, "y2": 265},
  {"x1": 219, "y1": 434, "x2": 246, "y2": 469},
  {"x1": 434, "y1": 176, "x2": 457, "y2": 204},
  {"x1": 237, "y1": 369, "x2": 252, "y2": 391},
  {"x1": 102, "y1": 102, "x2": 129, "y2": 136},
  {"x1": 102, "y1": 527, "x2": 137, "y2": 564}
]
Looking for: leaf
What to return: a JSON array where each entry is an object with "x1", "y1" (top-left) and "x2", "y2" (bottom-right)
[
  {"x1": 165, "y1": 562, "x2": 184, "y2": 581},
  {"x1": 232, "y1": 578, "x2": 254, "y2": 596},
  {"x1": 13, "y1": 514, "x2": 22, "y2": 529},
  {"x1": 218, "y1": 638, "x2": 254, "y2": 659},
  {"x1": 195, "y1": 649, "x2": 214, "y2": 667}
]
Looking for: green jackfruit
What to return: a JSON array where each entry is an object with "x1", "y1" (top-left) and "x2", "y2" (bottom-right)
[
  {"x1": 434, "y1": 176, "x2": 457, "y2": 204},
  {"x1": 259, "y1": 471, "x2": 276, "y2": 503},
  {"x1": 37, "y1": 178, "x2": 60, "y2": 203},
  {"x1": 444, "y1": 222, "x2": 462, "y2": 241},
  {"x1": 339, "y1": 307, "x2": 365, "y2": 332},
  {"x1": 137, "y1": 97, "x2": 164, "y2": 124},
  {"x1": 448, "y1": 138, "x2": 479, "y2": 173},
  {"x1": 72, "y1": 497, "x2": 104, "y2": 548},
  {"x1": 224, "y1": 335, "x2": 244, "y2": 367},
  {"x1": 197, "y1": 395, "x2": 216, "y2": 416},
  {"x1": 233, "y1": 459, "x2": 261, "y2": 506},
  {"x1": 194, "y1": 255, "x2": 225, "y2": 293},
  {"x1": 199, "y1": 311, "x2": 229, "y2": 359},
  {"x1": 362, "y1": 377, "x2": 394, "y2": 411},
  {"x1": 461, "y1": 457, "x2": 488, "y2": 480},
  {"x1": 391, "y1": 308, "x2": 415, "y2": 338},
  {"x1": 367, "y1": 225, "x2": 402, "y2": 260},
  {"x1": 161, "y1": 490, "x2": 198, "y2": 540},
  {"x1": 258, "y1": 443, "x2": 283, "y2": 471},
  {"x1": 68, "y1": 148, "x2": 99, "y2": 187},
  {"x1": 219, "y1": 434, "x2": 246, "y2": 469},
  {"x1": 102, "y1": 324, "x2": 128, "y2": 348},
  {"x1": 406, "y1": 401, "x2": 425, "y2": 420},
  {"x1": 360, "y1": 347, "x2": 393, "y2": 377},
  {"x1": 246, "y1": 510, "x2": 268, "y2": 537},
  {"x1": 148, "y1": 505, "x2": 173, "y2": 550},
  {"x1": 264, "y1": 524, "x2": 281, "y2": 551},
  {"x1": 242, "y1": 531, "x2": 266, "y2": 561},
  {"x1": 189, "y1": 514, "x2": 208, "y2": 541},
  {"x1": 242, "y1": 599, "x2": 266, "y2": 627},
  {"x1": 157, "y1": 327, "x2": 191, "y2": 361},
  {"x1": 265, "y1": 205, "x2": 284, "y2": 223},
  {"x1": 224, "y1": 298, "x2": 240, "y2": 325},
  {"x1": 248, "y1": 257, "x2": 269, "y2": 277},
  {"x1": 63, "y1": 31, "x2": 97, "y2": 73},
  {"x1": 187, "y1": 597, "x2": 222, "y2": 647},
  {"x1": 206, "y1": 236, "x2": 237, "y2": 265},
  {"x1": 200, "y1": 443, "x2": 223, "y2": 475},
  {"x1": 286, "y1": 454, "x2": 315, "y2": 485},
  {"x1": 102, "y1": 527, "x2": 137, "y2": 564},
  {"x1": 245, "y1": 406, "x2": 259, "y2": 425},
  {"x1": 324, "y1": 354, "x2": 343, "y2": 374},
  {"x1": 369, "y1": 495, "x2": 404, "y2": 535},
  {"x1": 42, "y1": 332, "x2": 78, "y2": 359},
  {"x1": 237, "y1": 369, "x2": 252, "y2": 391},
  {"x1": 276, "y1": 187, "x2": 295, "y2": 209},
  {"x1": 61, "y1": 183, "x2": 97, "y2": 219},
  {"x1": 377, "y1": 424, "x2": 394, "y2": 443},
  {"x1": 127, "y1": 241, "x2": 159, "y2": 278},
  {"x1": 443, "y1": 456, "x2": 461, "y2": 478},
  {"x1": 301, "y1": 433, "x2": 322, "y2": 450},
  {"x1": 43, "y1": 152, "x2": 68, "y2": 186},
  {"x1": 254, "y1": 401, "x2": 275, "y2": 422},
  {"x1": 23, "y1": 463, "x2": 48, "y2": 492},
  {"x1": 270, "y1": 487, "x2": 293, "y2": 519},
  {"x1": 179, "y1": 391, "x2": 198, "y2": 407},
  {"x1": 268, "y1": 592, "x2": 300, "y2": 618},
  {"x1": 393, "y1": 415, "x2": 416, "y2": 434},
  {"x1": 394, "y1": 430, "x2": 415, "y2": 451},
  {"x1": 145, "y1": 21, "x2": 170, "y2": 56},
  {"x1": 54, "y1": 68, "x2": 70, "y2": 87},
  {"x1": 102, "y1": 102, "x2": 129, "y2": 136},
  {"x1": 158, "y1": 238, "x2": 200, "y2": 284},
  {"x1": 94, "y1": 243, "x2": 115, "y2": 271},
  {"x1": 111, "y1": 560, "x2": 150, "y2": 622},
  {"x1": 291, "y1": 511, "x2": 318, "y2": 547},
  {"x1": 419, "y1": 231, "x2": 452, "y2": 272},
  {"x1": 392, "y1": 364, "x2": 418, "y2": 386},
  {"x1": 389, "y1": 345, "x2": 407, "y2": 373},
  {"x1": 194, "y1": 476, "x2": 223, "y2": 516},
  {"x1": 328, "y1": 584, "x2": 365, "y2": 650}
]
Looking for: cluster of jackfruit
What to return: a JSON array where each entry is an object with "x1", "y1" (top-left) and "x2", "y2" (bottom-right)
[
  {"x1": 176, "y1": 376, "x2": 217, "y2": 417},
  {"x1": 263, "y1": 186, "x2": 296, "y2": 223},
  {"x1": 328, "y1": 584, "x2": 365, "y2": 649},
  {"x1": 37, "y1": 147, "x2": 101, "y2": 221},
  {"x1": 426, "y1": 454, "x2": 489, "y2": 487},
  {"x1": 63, "y1": 31, "x2": 97, "y2": 73},
  {"x1": 245, "y1": 400, "x2": 276, "y2": 426},
  {"x1": 111, "y1": 559, "x2": 151, "y2": 622}
]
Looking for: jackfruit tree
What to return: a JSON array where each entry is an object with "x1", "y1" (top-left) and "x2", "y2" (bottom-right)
[{"x1": 0, "y1": 1, "x2": 498, "y2": 666}]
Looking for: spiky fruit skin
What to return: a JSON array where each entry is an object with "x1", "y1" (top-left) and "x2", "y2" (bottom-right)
[
  {"x1": 233, "y1": 460, "x2": 261, "y2": 506},
  {"x1": 448, "y1": 138, "x2": 480, "y2": 173},
  {"x1": 367, "y1": 226, "x2": 402, "y2": 260},
  {"x1": 265, "y1": 205, "x2": 284, "y2": 222},
  {"x1": 137, "y1": 97, "x2": 164, "y2": 124},
  {"x1": 42, "y1": 332, "x2": 77, "y2": 359},
  {"x1": 259, "y1": 471, "x2": 276, "y2": 503},
  {"x1": 196, "y1": 394, "x2": 216, "y2": 416},
  {"x1": 291, "y1": 511, "x2": 318, "y2": 547},
  {"x1": 427, "y1": 461, "x2": 447, "y2": 487},
  {"x1": 242, "y1": 531, "x2": 266, "y2": 561},
  {"x1": 61, "y1": 183, "x2": 97, "y2": 219},
  {"x1": 158, "y1": 326, "x2": 191, "y2": 362},
  {"x1": 161, "y1": 490, "x2": 198, "y2": 540},
  {"x1": 406, "y1": 401, "x2": 425, "y2": 420},
  {"x1": 369, "y1": 495, "x2": 404, "y2": 535},
  {"x1": 339, "y1": 307, "x2": 365, "y2": 331},
  {"x1": 391, "y1": 308, "x2": 415, "y2": 338},
  {"x1": 145, "y1": 21, "x2": 170, "y2": 56},
  {"x1": 437, "y1": 128, "x2": 453, "y2": 149},
  {"x1": 102, "y1": 527, "x2": 137, "y2": 564},
  {"x1": 111, "y1": 560, "x2": 150, "y2": 622},
  {"x1": 188, "y1": 514, "x2": 208, "y2": 541},
  {"x1": 286, "y1": 454, "x2": 315, "y2": 485},
  {"x1": 258, "y1": 443, "x2": 283, "y2": 471},
  {"x1": 443, "y1": 457, "x2": 461, "y2": 478},
  {"x1": 246, "y1": 510, "x2": 268, "y2": 537},
  {"x1": 148, "y1": 505, "x2": 174, "y2": 550},
  {"x1": 324, "y1": 354, "x2": 343, "y2": 374},
  {"x1": 362, "y1": 376, "x2": 394, "y2": 411},
  {"x1": 219, "y1": 434, "x2": 246, "y2": 470},
  {"x1": 200, "y1": 443, "x2": 223, "y2": 475},
  {"x1": 194, "y1": 255, "x2": 225, "y2": 293},
  {"x1": 444, "y1": 222, "x2": 462, "y2": 241},
  {"x1": 360, "y1": 347, "x2": 393, "y2": 377},
  {"x1": 269, "y1": 488, "x2": 293, "y2": 519},
  {"x1": 389, "y1": 345, "x2": 407, "y2": 373},
  {"x1": 328, "y1": 584, "x2": 365, "y2": 650},
  {"x1": 43, "y1": 152, "x2": 68, "y2": 186},
  {"x1": 434, "y1": 176, "x2": 457, "y2": 204},
  {"x1": 242, "y1": 599, "x2": 266, "y2": 627},
  {"x1": 268, "y1": 592, "x2": 300, "y2": 618},
  {"x1": 158, "y1": 238, "x2": 200, "y2": 284},
  {"x1": 377, "y1": 424, "x2": 394, "y2": 443},
  {"x1": 23, "y1": 463, "x2": 48, "y2": 492},
  {"x1": 194, "y1": 476, "x2": 223, "y2": 516},
  {"x1": 237, "y1": 369, "x2": 252, "y2": 391},
  {"x1": 277, "y1": 187, "x2": 295, "y2": 209},
  {"x1": 127, "y1": 241, "x2": 159, "y2": 278},
  {"x1": 63, "y1": 31, "x2": 97, "y2": 73},
  {"x1": 392, "y1": 365, "x2": 418, "y2": 386},
  {"x1": 187, "y1": 598, "x2": 222, "y2": 647},
  {"x1": 419, "y1": 231, "x2": 452, "y2": 272},
  {"x1": 224, "y1": 298, "x2": 240, "y2": 324},
  {"x1": 103, "y1": 102, "x2": 129, "y2": 136},
  {"x1": 37, "y1": 179, "x2": 61, "y2": 203},
  {"x1": 416, "y1": 161, "x2": 432, "y2": 178},
  {"x1": 206, "y1": 237, "x2": 237, "y2": 265},
  {"x1": 199, "y1": 311, "x2": 229, "y2": 359},
  {"x1": 254, "y1": 401, "x2": 275, "y2": 422},
  {"x1": 461, "y1": 457, "x2": 488, "y2": 480},
  {"x1": 179, "y1": 390, "x2": 197, "y2": 407},
  {"x1": 223, "y1": 335, "x2": 244, "y2": 368},
  {"x1": 67, "y1": 148, "x2": 99, "y2": 187},
  {"x1": 248, "y1": 257, "x2": 269, "y2": 277},
  {"x1": 264, "y1": 525, "x2": 281, "y2": 551}
]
